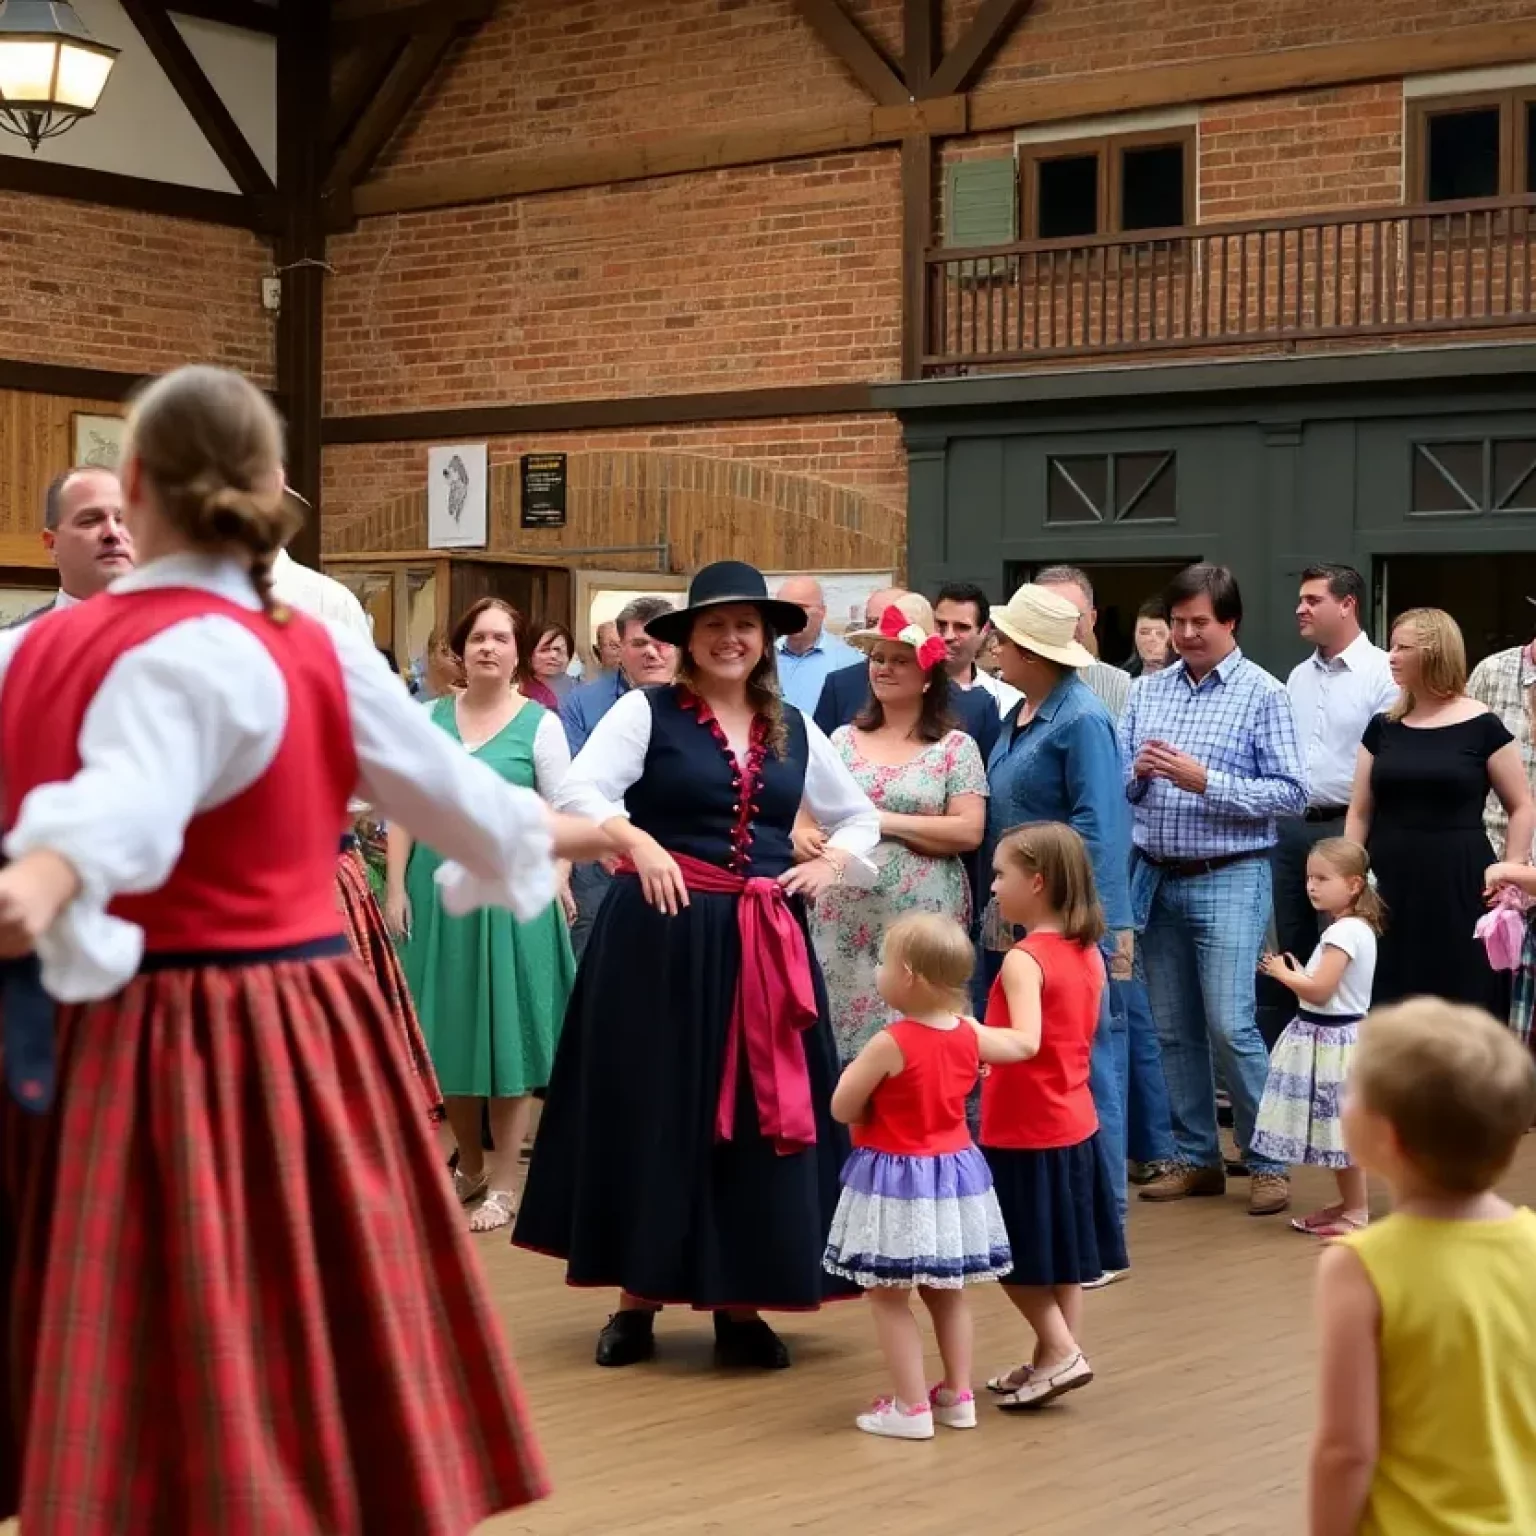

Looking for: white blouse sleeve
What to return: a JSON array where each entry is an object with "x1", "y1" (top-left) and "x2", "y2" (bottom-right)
[
  {"x1": 552, "y1": 686, "x2": 652, "y2": 823},
  {"x1": 801, "y1": 715, "x2": 881, "y2": 884},
  {"x1": 532, "y1": 709, "x2": 571, "y2": 800},
  {"x1": 3, "y1": 617, "x2": 286, "y2": 1001},
  {"x1": 329, "y1": 625, "x2": 555, "y2": 921}
]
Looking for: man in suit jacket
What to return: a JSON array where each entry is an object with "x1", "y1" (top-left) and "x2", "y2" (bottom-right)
[{"x1": 5, "y1": 465, "x2": 133, "y2": 629}]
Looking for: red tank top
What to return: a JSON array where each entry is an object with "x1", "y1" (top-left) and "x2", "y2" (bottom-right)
[
  {"x1": 853, "y1": 1019, "x2": 980, "y2": 1156},
  {"x1": 981, "y1": 932, "x2": 1103, "y2": 1150},
  {"x1": 1, "y1": 587, "x2": 356, "y2": 954}
]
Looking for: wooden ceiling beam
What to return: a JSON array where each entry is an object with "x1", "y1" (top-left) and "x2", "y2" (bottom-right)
[
  {"x1": 168, "y1": 0, "x2": 278, "y2": 33},
  {"x1": 327, "y1": 36, "x2": 404, "y2": 152},
  {"x1": 794, "y1": 0, "x2": 909, "y2": 107},
  {"x1": 324, "y1": 25, "x2": 456, "y2": 198},
  {"x1": 332, "y1": 0, "x2": 493, "y2": 50},
  {"x1": 927, "y1": 0, "x2": 1035, "y2": 98},
  {"x1": 0, "y1": 153, "x2": 271, "y2": 229},
  {"x1": 119, "y1": 0, "x2": 276, "y2": 199}
]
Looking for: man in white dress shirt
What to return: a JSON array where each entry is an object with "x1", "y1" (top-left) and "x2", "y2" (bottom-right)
[
  {"x1": 1260, "y1": 563, "x2": 1396, "y2": 1043},
  {"x1": 6, "y1": 466, "x2": 134, "y2": 628},
  {"x1": 933, "y1": 581, "x2": 1023, "y2": 719},
  {"x1": 270, "y1": 487, "x2": 374, "y2": 645}
]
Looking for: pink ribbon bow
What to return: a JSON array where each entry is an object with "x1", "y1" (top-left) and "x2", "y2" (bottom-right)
[
  {"x1": 1475, "y1": 885, "x2": 1531, "y2": 972},
  {"x1": 877, "y1": 605, "x2": 948, "y2": 671}
]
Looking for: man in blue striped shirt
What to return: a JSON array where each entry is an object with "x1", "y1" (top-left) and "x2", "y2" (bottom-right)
[{"x1": 1118, "y1": 565, "x2": 1306, "y2": 1218}]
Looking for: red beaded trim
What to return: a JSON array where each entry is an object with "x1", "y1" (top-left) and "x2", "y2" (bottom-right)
[{"x1": 679, "y1": 688, "x2": 769, "y2": 874}]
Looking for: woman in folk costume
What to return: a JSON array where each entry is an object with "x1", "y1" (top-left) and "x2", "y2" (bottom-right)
[
  {"x1": 0, "y1": 365, "x2": 610, "y2": 1534},
  {"x1": 514, "y1": 561, "x2": 881, "y2": 1370},
  {"x1": 268, "y1": 489, "x2": 443, "y2": 1121}
]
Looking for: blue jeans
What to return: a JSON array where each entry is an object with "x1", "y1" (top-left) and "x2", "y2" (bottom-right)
[
  {"x1": 1090, "y1": 966, "x2": 1128, "y2": 1228},
  {"x1": 1118, "y1": 975, "x2": 1175, "y2": 1165},
  {"x1": 1138, "y1": 857, "x2": 1283, "y2": 1177},
  {"x1": 568, "y1": 861, "x2": 612, "y2": 962}
]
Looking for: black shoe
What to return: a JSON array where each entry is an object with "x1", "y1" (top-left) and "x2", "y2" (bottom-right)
[
  {"x1": 595, "y1": 1309, "x2": 657, "y2": 1368},
  {"x1": 1225, "y1": 1159, "x2": 1250, "y2": 1178},
  {"x1": 713, "y1": 1312, "x2": 791, "y2": 1370}
]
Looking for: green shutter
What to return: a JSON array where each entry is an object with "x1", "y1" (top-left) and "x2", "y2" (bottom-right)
[{"x1": 947, "y1": 157, "x2": 1018, "y2": 249}]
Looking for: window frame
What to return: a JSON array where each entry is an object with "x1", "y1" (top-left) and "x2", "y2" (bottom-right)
[
  {"x1": 1019, "y1": 126, "x2": 1195, "y2": 242},
  {"x1": 1407, "y1": 89, "x2": 1536, "y2": 205}
]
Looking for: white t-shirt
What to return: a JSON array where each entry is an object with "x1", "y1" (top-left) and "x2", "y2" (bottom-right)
[{"x1": 1306, "y1": 916, "x2": 1377, "y2": 1016}]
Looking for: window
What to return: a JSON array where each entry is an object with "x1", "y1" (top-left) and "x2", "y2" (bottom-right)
[
  {"x1": 1046, "y1": 452, "x2": 1177, "y2": 525},
  {"x1": 1410, "y1": 439, "x2": 1536, "y2": 516},
  {"x1": 1410, "y1": 91, "x2": 1536, "y2": 203},
  {"x1": 1021, "y1": 129, "x2": 1192, "y2": 240}
]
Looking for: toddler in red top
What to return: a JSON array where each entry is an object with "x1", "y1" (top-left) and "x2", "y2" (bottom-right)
[
  {"x1": 981, "y1": 823, "x2": 1126, "y2": 1413},
  {"x1": 824, "y1": 913, "x2": 1032, "y2": 1442}
]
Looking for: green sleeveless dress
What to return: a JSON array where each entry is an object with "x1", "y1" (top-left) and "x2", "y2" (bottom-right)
[{"x1": 400, "y1": 696, "x2": 575, "y2": 1097}]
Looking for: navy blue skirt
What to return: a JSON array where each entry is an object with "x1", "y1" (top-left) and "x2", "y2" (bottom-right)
[{"x1": 983, "y1": 1136, "x2": 1127, "y2": 1287}]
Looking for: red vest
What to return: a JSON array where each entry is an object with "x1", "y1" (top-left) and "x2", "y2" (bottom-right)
[{"x1": 1, "y1": 588, "x2": 356, "y2": 955}]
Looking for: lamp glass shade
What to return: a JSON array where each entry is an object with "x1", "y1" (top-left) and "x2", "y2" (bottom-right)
[
  {"x1": 0, "y1": 40, "x2": 58, "y2": 104},
  {"x1": 55, "y1": 41, "x2": 112, "y2": 111}
]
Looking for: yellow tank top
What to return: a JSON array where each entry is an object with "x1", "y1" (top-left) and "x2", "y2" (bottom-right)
[{"x1": 1339, "y1": 1209, "x2": 1536, "y2": 1536}]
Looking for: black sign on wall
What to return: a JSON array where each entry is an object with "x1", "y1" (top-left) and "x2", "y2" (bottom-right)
[{"x1": 521, "y1": 453, "x2": 568, "y2": 529}]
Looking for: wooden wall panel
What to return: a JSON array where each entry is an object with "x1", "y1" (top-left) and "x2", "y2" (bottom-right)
[{"x1": 0, "y1": 390, "x2": 124, "y2": 566}]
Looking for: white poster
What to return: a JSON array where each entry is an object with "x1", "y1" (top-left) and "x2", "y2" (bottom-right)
[{"x1": 427, "y1": 443, "x2": 488, "y2": 549}]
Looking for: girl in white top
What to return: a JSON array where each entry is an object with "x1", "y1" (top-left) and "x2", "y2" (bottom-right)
[{"x1": 1253, "y1": 837, "x2": 1384, "y2": 1237}]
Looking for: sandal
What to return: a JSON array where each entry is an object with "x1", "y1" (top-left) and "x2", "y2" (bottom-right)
[
  {"x1": 986, "y1": 1364, "x2": 1034, "y2": 1394},
  {"x1": 1290, "y1": 1204, "x2": 1343, "y2": 1234},
  {"x1": 453, "y1": 1167, "x2": 489, "y2": 1206},
  {"x1": 1297, "y1": 1212, "x2": 1368, "y2": 1240},
  {"x1": 468, "y1": 1188, "x2": 516, "y2": 1233}
]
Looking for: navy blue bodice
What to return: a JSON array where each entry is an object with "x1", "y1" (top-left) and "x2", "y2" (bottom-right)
[{"x1": 626, "y1": 686, "x2": 808, "y2": 879}]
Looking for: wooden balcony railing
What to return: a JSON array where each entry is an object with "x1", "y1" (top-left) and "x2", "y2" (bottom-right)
[{"x1": 922, "y1": 194, "x2": 1536, "y2": 373}]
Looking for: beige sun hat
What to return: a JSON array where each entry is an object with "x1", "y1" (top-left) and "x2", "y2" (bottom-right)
[
  {"x1": 845, "y1": 593, "x2": 948, "y2": 670},
  {"x1": 990, "y1": 584, "x2": 1095, "y2": 669}
]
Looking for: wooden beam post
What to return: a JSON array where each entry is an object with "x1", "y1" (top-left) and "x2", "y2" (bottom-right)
[
  {"x1": 168, "y1": 0, "x2": 278, "y2": 32},
  {"x1": 900, "y1": 0, "x2": 939, "y2": 378},
  {"x1": 276, "y1": 0, "x2": 330, "y2": 567},
  {"x1": 328, "y1": 36, "x2": 404, "y2": 153},
  {"x1": 794, "y1": 0, "x2": 909, "y2": 106},
  {"x1": 927, "y1": 0, "x2": 1034, "y2": 98},
  {"x1": 119, "y1": 0, "x2": 276, "y2": 200}
]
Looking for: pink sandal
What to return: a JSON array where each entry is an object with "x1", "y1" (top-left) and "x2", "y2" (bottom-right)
[{"x1": 1295, "y1": 1212, "x2": 1368, "y2": 1239}]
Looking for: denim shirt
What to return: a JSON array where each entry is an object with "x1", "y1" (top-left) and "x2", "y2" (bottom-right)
[
  {"x1": 559, "y1": 669, "x2": 629, "y2": 755},
  {"x1": 986, "y1": 672, "x2": 1133, "y2": 933}
]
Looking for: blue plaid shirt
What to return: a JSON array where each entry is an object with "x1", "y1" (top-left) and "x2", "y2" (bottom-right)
[{"x1": 1118, "y1": 649, "x2": 1306, "y2": 861}]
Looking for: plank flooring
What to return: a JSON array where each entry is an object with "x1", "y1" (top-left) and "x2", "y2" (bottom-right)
[{"x1": 475, "y1": 1142, "x2": 1536, "y2": 1536}]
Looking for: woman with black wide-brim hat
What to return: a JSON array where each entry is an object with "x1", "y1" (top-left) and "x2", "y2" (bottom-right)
[{"x1": 514, "y1": 561, "x2": 880, "y2": 1369}]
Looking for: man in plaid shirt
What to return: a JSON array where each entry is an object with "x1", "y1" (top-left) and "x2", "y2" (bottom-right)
[
  {"x1": 1468, "y1": 615, "x2": 1536, "y2": 857},
  {"x1": 1119, "y1": 565, "x2": 1306, "y2": 1217}
]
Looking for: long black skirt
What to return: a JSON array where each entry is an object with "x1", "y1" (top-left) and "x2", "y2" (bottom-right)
[
  {"x1": 512, "y1": 875, "x2": 854, "y2": 1310},
  {"x1": 984, "y1": 1137, "x2": 1127, "y2": 1288}
]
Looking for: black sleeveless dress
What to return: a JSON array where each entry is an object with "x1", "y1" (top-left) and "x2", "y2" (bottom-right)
[
  {"x1": 513, "y1": 687, "x2": 853, "y2": 1309},
  {"x1": 1363, "y1": 710, "x2": 1511, "y2": 1011}
]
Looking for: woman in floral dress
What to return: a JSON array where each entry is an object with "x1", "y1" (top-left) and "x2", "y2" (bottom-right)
[{"x1": 807, "y1": 594, "x2": 988, "y2": 1061}]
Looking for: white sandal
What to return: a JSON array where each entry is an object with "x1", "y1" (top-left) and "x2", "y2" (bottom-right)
[
  {"x1": 468, "y1": 1188, "x2": 516, "y2": 1233},
  {"x1": 986, "y1": 1364, "x2": 1034, "y2": 1394}
]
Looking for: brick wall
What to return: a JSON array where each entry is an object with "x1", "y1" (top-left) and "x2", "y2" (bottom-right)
[
  {"x1": 0, "y1": 194, "x2": 274, "y2": 383},
  {"x1": 321, "y1": 414, "x2": 906, "y2": 575},
  {"x1": 1200, "y1": 84, "x2": 1404, "y2": 221}
]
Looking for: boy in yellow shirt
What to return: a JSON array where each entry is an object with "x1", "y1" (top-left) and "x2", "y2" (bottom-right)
[{"x1": 1310, "y1": 997, "x2": 1536, "y2": 1536}]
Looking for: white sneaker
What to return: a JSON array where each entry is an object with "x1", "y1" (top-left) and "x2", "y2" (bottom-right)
[
  {"x1": 928, "y1": 1385, "x2": 977, "y2": 1429},
  {"x1": 856, "y1": 1396, "x2": 935, "y2": 1440},
  {"x1": 996, "y1": 1352, "x2": 1093, "y2": 1411}
]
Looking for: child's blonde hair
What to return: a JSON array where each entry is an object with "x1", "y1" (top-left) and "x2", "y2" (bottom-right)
[
  {"x1": 882, "y1": 912, "x2": 974, "y2": 1013},
  {"x1": 1309, "y1": 837, "x2": 1386, "y2": 934},
  {"x1": 1351, "y1": 999, "x2": 1536, "y2": 1194},
  {"x1": 994, "y1": 822, "x2": 1105, "y2": 946},
  {"x1": 1387, "y1": 607, "x2": 1466, "y2": 720}
]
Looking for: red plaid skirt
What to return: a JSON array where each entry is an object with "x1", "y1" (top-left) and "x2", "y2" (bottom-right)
[
  {"x1": 335, "y1": 848, "x2": 443, "y2": 1120},
  {"x1": 0, "y1": 953, "x2": 547, "y2": 1533}
]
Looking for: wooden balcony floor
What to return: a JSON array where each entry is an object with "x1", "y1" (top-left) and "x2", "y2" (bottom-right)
[{"x1": 479, "y1": 1140, "x2": 1536, "y2": 1536}]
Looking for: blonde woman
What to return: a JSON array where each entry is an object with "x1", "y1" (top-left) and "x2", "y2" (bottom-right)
[{"x1": 1345, "y1": 607, "x2": 1535, "y2": 1008}]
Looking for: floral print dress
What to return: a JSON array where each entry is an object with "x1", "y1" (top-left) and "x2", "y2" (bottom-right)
[{"x1": 811, "y1": 727, "x2": 988, "y2": 1062}]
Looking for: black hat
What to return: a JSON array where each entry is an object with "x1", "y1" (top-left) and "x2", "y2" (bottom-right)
[{"x1": 646, "y1": 560, "x2": 808, "y2": 647}]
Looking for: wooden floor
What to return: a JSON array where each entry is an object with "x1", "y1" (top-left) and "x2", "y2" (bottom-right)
[{"x1": 475, "y1": 1141, "x2": 1536, "y2": 1536}]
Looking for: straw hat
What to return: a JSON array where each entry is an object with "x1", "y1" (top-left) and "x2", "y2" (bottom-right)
[
  {"x1": 990, "y1": 584, "x2": 1095, "y2": 669},
  {"x1": 846, "y1": 593, "x2": 949, "y2": 670}
]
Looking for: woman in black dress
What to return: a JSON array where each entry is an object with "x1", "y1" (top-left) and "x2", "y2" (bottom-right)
[
  {"x1": 513, "y1": 562, "x2": 880, "y2": 1370},
  {"x1": 1346, "y1": 607, "x2": 1534, "y2": 1008}
]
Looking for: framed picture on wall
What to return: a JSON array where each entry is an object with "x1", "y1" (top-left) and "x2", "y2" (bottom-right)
[
  {"x1": 71, "y1": 413, "x2": 126, "y2": 471},
  {"x1": 427, "y1": 443, "x2": 488, "y2": 549}
]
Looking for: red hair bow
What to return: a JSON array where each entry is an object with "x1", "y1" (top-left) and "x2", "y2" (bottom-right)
[{"x1": 877, "y1": 605, "x2": 948, "y2": 671}]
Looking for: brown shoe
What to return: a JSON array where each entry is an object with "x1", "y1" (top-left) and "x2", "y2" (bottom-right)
[
  {"x1": 1248, "y1": 1172, "x2": 1291, "y2": 1216},
  {"x1": 1138, "y1": 1163, "x2": 1226, "y2": 1201}
]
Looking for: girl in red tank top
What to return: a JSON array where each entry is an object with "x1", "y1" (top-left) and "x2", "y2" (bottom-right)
[
  {"x1": 981, "y1": 823, "x2": 1126, "y2": 1414},
  {"x1": 823, "y1": 913, "x2": 1034, "y2": 1442}
]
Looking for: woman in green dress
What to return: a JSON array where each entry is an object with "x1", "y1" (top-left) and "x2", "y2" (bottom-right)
[{"x1": 385, "y1": 597, "x2": 576, "y2": 1232}]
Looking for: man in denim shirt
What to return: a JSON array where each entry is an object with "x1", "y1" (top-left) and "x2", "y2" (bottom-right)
[
  {"x1": 983, "y1": 585, "x2": 1144, "y2": 1267},
  {"x1": 1119, "y1": 565, "x2": 1305, "y2": 1218}
]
